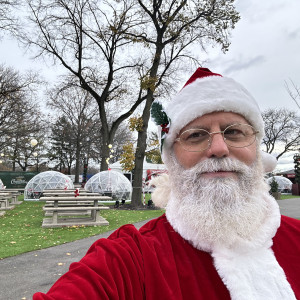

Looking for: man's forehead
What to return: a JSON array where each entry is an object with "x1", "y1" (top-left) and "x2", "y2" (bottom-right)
[{"x1": 180, "y1": 111, "x2": 251, "y2": 131}]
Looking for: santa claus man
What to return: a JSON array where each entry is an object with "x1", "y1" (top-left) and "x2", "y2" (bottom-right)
[{"x1": 34, "y1": 68, "x2": 300, "y2": 299}]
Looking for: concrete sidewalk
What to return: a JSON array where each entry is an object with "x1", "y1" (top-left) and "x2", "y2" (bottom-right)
[
  {"x1": 0, "y1": 198, "x2": 299, "y2": 300},
  {"x1": 276, "y1": 197, "x2": 300, "y2": 219}
]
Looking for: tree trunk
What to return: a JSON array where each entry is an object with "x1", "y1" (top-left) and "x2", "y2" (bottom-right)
[
  {"x1": 131, "y1": 129, "x2": 148, "y2": 207},
  {"x1": 100, "y1": 145, "x2": 109, "y2": 171},
  {"x1": 131, "y1": 97, "x2": 154, "y2": 206},
  {"x1": 131, "y1": 43, "x2": 163, "y2": 207}
]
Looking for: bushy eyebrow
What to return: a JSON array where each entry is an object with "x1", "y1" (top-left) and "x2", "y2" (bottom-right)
[{"x1": 185, "y1": 122, "x2": 244, "y2": 132}]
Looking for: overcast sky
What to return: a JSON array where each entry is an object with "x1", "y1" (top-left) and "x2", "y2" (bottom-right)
[
  {"x1": 2, "y1": 0, "x2": 300, "y2": 171},
  {"x1": 206, "y1": 0, "x2": 300, "y2": 114}
]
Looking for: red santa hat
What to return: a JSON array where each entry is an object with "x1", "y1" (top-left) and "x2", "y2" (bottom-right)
[{"x1": 151, "y1": 67, "x2": 277, "y2": 172}]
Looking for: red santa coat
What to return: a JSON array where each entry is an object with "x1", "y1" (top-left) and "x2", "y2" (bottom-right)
[{"x1": 34, "y1": 214, "x2": 300, "y2": 299}]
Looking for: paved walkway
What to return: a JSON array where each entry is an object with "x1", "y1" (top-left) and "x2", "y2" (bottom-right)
[
  {"x1": 0, "y1": 198, "x2": 299, "y2": 300},
  {"x1": 276, "y1": 197, "x2": 300, "y2": 219}
]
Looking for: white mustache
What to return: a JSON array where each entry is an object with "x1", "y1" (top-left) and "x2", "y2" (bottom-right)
[{"x1": 188, "y1": 157, "x2": 251, "y2": 176}]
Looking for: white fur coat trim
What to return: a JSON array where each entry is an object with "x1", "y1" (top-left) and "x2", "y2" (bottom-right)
[
  {"x1": 212, "y1": 247, "x2": 296, "y2": 300},
  {"x1": 211, "y1": 195, "x2": 296, "y2": 299}
]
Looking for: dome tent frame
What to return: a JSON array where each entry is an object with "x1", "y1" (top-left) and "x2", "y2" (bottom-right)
[
  {"x1": 85, "y1": 170, "x2": 132, "y2": 201},
  {"x1": 24, "y1": 171, "x2": 74, "y2": 200}
]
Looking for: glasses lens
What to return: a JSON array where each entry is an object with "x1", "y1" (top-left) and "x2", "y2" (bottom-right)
[
  {"x1": 223, "y1": 124, "x2": 256, "y2": 148},
  {"x1": 179, "y1": 129, "x2": 210, "y2": 151}
]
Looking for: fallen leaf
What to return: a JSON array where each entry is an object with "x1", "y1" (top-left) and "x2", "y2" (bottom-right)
[
  {"x1": 57, "y1": 262, "x2": 64, "y2": 266},
  {"x1": 66, "y1": 253, "x2": 71, "y2": 256}
]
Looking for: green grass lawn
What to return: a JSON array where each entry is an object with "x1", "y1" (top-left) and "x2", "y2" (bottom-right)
[
  {"x1": 280, "y1": 194, "x2": 300, "y2": 200},
  {"x1": 0, "y1": 196, "x2": 164, "y2": 259}
]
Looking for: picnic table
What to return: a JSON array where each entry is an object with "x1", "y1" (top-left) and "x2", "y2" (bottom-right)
[
  {"x1": 0, "y1": 190, "x2": 22, "y2": 211},
  {"x1": 0, "y1": 190, "x2": 22, "y2": 205},
  {"x1": 0, "y1": 194, "x2": 15, "y2": 211},
  {"x1": 39, "y1": 195, "x2": 111, "y2": 228}
]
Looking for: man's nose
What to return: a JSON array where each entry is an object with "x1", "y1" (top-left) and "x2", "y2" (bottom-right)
[{"x1": 206, "y1": 132, "x2": 230, "y2": 158}]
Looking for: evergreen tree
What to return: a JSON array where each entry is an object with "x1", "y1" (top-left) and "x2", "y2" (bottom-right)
[{"x1": 294, "y1": 154, "x2": 300, "y2": 184}]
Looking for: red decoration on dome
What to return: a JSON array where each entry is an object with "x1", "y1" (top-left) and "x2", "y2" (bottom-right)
[{"x1": 74, "y1": 188, "x2": 80, "y2": 197}]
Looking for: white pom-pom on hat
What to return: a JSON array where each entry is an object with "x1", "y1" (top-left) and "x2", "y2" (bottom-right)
[
  {"x1": 149, "y1": 173, "x2": 171, "y2": 208},
  {"x1": 260, "y1": 151, "x2": 277, "y2": 173}
]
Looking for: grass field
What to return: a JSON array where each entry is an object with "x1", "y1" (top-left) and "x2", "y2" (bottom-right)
[
  {"x1": 0, "y1": 196, "x2": 164, "y2": 259},
  {"x1": 280, "y1": 194, "x2": 300, "y2": 200}
]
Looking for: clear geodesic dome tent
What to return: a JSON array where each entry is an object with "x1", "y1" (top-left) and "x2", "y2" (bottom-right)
[
  {"x1": 85, "y1": 170, "x2": 132, "y2": 200},
  {"x1": 267, "y1": 176, "x2": 293, "y2": 193},
  {"x1": 24, "y1": 171, "x2": 74, "y2": 200}
]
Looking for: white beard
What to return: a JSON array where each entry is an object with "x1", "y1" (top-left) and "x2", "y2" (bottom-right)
[
  {"x1": 165, "y1": 155, "x2": 276, "y2": 252},
  {"x1": 164, "y1": 156, "x2": 297, "y2": 299}
]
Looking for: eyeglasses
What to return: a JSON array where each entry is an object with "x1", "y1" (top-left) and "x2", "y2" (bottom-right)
[{"x1": 175, "y1": 123, "x2": 259, "y2": 152}]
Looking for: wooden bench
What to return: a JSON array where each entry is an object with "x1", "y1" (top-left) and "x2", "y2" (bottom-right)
[
  {"x1": 41, "y1": 206, "x2": 109, "y2": 228},
  {"x1": 44, "y1": 200, "x2": 95, "y2": 216},
  {"x1": 39, "y1": 195, "x2": 111, "y2": 228}
]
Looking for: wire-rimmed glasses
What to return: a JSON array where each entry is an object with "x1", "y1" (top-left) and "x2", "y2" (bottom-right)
[{"x1": 175, "y1": 123, "x2": 259, "y2": 152}]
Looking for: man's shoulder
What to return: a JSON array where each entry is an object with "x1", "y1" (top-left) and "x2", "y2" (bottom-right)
[
  {"x1": 279, "y1": 215, "x2": 300, "y2": 232},
  {"x1": 273, "y1": 215, "x2": 300, "y2": 249},
  {"x1": 108, "y1": 213, "x2": 168, "y2": 241},
  {"x1": 83, "y1": 214, "x2": 170, "y2": 260},
  {"x1": 272, "y1": 215, "x2": 300, "y2": 293}
]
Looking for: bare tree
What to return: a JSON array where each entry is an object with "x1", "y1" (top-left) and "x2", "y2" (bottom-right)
[
  {"x1": 48, "y1": 85, "x2": 100, "y2": 182},
  {"x1": 0, "y1": 0, "x2": 19, "y2": 37},
  {"x1": 0, "y1": 65, "x2": 41, "y2": 154},
  {"x1": 262, "y1": 108, "x2": 300, "y2": 159},
  {"x1": 4, "y1": 100, "x2": 47, "y2": 171},
  {"x1": 48, "y1": 116, "x2": 77, "y2": 174},
  {"x1": 285, "y1": 79, "x2": 300, "y2": 111},
  {"x1": 128, "y1": 0, "x2": 240, "y2": 206},
  {"x1": 21, "y1": 0, "x2": 147, "y2": 170},
  {"x1": 48, "y1": 86, "x2": 134, "y2": 178}
]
